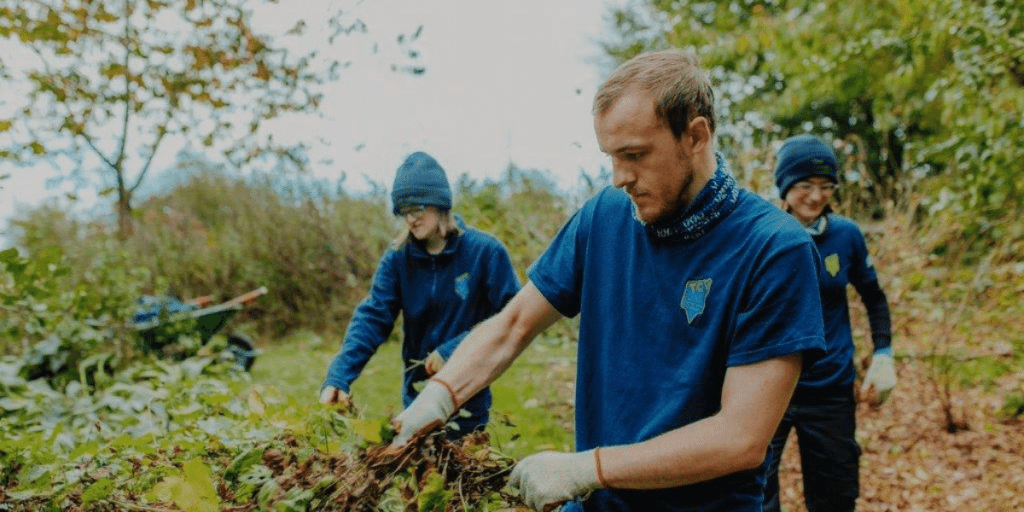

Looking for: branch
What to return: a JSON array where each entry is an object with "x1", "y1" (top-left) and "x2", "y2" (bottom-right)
[
  {"x1": 29, "y1": 45, "x2": 118, "y2": 171},
  {"x1": 112, "y1": 13, "x2": 133, "y2": 172},
  {"x1": 80, "y1": 131, "x2": 120, "y2": 172},
  {"x1": 129, "y1": 112, "x2": 172, "y2": 195}
]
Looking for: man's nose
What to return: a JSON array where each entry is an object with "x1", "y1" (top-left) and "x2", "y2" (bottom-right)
[{"x1": 612, "y1": 163, "x2": 634, "y2": 189}]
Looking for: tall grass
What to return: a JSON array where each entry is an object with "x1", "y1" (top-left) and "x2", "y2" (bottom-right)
[{"x1": 6, "y1": 163, "x2": 575, "y2": 340}]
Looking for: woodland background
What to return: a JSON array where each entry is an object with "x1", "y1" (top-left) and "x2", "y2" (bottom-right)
[{"x1": 1, "y1": 0, "x2": 1022, "y2": 511}]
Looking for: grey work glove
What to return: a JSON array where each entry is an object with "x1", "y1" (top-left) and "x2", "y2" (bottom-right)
[
  {"x1": 390, "y1": 379, "x2": 455, "y2": 447},
  {"x1": 509, "y1": 450, "x2": 602, "y2": 511},
  {"x1": 861, "y1": 347, "x2": 897, "y2": 404}
]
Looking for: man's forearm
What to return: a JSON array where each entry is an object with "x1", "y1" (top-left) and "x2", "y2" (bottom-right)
[
  {"x1": 433, "y1": 282, "x2": 563, "y2": 407},
  {"x1": 598, "y1": 412, "x2": 768, "y2": 489},
  {"x1": 598, "y1": 354, "x2": 802, "y2": 489},
  {"x1": 433, "y1": 313, "x2": 528, "y2": 406}
]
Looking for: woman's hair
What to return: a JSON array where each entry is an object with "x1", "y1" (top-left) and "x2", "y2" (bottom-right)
[
  {"x1": 593, "y1": 49, "x2": 716, "y2": 139},
  {"x1": 392, "y1": 208, "x2": 460, "y2": 249}
]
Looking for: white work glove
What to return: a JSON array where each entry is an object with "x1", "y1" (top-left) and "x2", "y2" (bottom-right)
[
  {"x1": 390, "y1": 379, "x2": 455, "y2": 447},
  {"x1": 861, "y1": 347, "x2": 897, "y2": 404},
  {"x1": 509, "y1": 450, "x2": 602, "y2": 512},
  {"x1": 318, "y1": 385, "x2": 353, "y2": 411},
  {"x1": 424, "y1": 350, "x2": 445, "y2": 375}
]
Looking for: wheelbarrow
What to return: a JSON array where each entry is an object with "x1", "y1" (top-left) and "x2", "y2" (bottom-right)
[{"x1": 132, "y1": 287, "x2": 267, "y2": 371}]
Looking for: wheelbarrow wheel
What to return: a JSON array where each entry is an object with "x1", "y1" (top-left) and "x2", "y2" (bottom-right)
[{"x1": 227, "y1": 333, "x2": 258, "y2": 371}]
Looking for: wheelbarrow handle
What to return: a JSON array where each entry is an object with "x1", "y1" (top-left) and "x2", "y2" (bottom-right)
[{"x1": 223, "y1": 286, "x2": 269, "y2": 307}]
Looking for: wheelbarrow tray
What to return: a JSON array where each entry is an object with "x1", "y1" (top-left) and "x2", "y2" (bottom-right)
[{"x1": 134, "y1": 302, "x2": 243, "y2": 346}]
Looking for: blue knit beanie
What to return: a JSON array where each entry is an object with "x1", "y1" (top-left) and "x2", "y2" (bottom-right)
[
  {"x1": 391, "y1": 151, "x2": 452, "y2": 215},
  {"x1": 774, "y1": 134, "x2": 839, "y2": 199}
]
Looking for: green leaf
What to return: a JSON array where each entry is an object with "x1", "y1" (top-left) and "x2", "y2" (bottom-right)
[
  {"x1": 257, "y1": 479, "x2": 279, "y2": 510},
  {"x1": 224, "y1": 446, "x2": 265, "y2": 483},
  {"x1": 150, "y1": 459, "x2": 220, "y2": 512},
  {"x1": 17, "y1": 463, "x2": 52, "y2": 489},
  {"x1": 70, "y1": 442, "x2": 100, "y2": 460},
  {"x1": 275, "y1": 487, "x2": 314, "y2": 512},
  {"x1": 95, "y1": 11, "x2": 120, "y2": 23},
  {"x1": 183, "y1": 457, "x2": 213, "y2": 482},
  {"x1": 347, "y1": 417, "x2": 387, "y2": 445},
  {"x1": 416, "y1": 469, "x2": 452, "y2": 512},
  {"x1": 82, "y1": 478, "x2": 114, "y2": 506},
  {"x1": 735, "y1": 34, "x2": 751, "y2": 54}
]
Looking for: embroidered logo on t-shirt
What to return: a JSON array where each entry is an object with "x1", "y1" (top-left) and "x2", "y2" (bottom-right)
[
  {"x1": 681, "y1": 278, "x2": 712, "y2": 324},
  {"x1": 825, "y1": 253, "x2": 841, "y2": 277},
  {"x1": 454, "y1": 273, "x2": 470, "y2": 299}
]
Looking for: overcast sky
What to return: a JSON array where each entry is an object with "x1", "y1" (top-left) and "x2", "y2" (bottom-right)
[
  {"x1": 0, "y1": 0, "x2": 625, "y2": 240},
  {"x1": 266, "y1": 0, "x2": 623, "y2": 188}
]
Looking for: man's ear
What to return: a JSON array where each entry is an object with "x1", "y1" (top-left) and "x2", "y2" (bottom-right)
[{"x1": 687, "y1": 116, "x2": 712, "y2": 152}]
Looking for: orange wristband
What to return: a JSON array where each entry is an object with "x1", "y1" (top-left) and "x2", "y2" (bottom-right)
[
  {"x1": 428, "y1": 377, "x2": 461, "y2": 410},
  {"x1": 594, "y1": 447, "x2": 610, "y2": 488}
]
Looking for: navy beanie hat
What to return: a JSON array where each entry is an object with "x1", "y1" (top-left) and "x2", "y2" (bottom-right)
[
  {"x1": 391, "y1": 151, "x2": 452, "y2": 215},
  {"x1": 774, "y1": 134, "x2": 839, "y2": 199}
]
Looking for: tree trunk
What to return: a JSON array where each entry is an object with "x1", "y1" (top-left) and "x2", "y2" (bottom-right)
[{"x1": 117, "y1": 190, "x2": 134, "y2": 239}]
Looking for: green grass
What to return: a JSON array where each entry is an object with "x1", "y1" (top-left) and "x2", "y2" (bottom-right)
[{"x1": 249, "y1": 329, "x2": 578, "y2": 459}]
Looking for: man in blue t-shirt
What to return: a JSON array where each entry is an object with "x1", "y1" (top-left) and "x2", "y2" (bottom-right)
[{"x1": 390, "y1": 50, "x2": 826, "y2": 512}]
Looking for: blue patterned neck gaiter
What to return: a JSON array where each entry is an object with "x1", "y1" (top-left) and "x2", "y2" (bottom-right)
[{"x1": 635, "y1": 152, "x2": 741, "y2": 241}]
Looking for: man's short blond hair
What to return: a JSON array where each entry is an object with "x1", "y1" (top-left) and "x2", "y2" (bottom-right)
[{"x1": 593, "y1": 49, "x2": 716, "y2": 139}]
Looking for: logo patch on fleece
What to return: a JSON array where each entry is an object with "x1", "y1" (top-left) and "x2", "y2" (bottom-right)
[
  {"x1": 454, "y1": 272, "x2": 470, "y2": 300},
  {"x1": 681, "y1": 278, "x2": 712, "y2": 324},
  {"x1": 825, "y1": 253, "x2": 841, "y2": 277}
]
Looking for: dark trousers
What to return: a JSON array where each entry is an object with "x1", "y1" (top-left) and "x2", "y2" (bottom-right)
[{"x1": 763, "y1": 388, "x2": 860, "y2": 512}]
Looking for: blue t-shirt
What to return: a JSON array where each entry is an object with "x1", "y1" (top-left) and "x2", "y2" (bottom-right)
[
  {"x1": 529, "y1": 185, "x2": 825, "y2": 512},
  {"x1": 323, "y1": 217, "x2": 520, "y2": 431},
  {"x1": 796, "y1": 214, "x2": 881, "y2": 394}
]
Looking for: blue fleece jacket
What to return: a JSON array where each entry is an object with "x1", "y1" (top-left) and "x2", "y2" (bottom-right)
[
  {"x1": 322, "y1": 216, "x2": 520, "y2": 433},
  {"x1": 795, "y1": 213, "x2": 891, "y2": 398}
]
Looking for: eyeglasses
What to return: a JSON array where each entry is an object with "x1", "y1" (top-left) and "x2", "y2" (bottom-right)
[
  {"x1": 792, "y1": 182, "x2": 837, "y2": 195},
  {"x1": 397, "y1": 205, "x2": 427, "y2": 221}
]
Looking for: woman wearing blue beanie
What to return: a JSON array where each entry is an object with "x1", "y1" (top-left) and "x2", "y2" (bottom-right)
[
  {"x1": 319, "y1": 151, "x2": 521, "y2": 438},
  {"x1": 764, "y1": 134, "x2": 896, "y2": 512}
]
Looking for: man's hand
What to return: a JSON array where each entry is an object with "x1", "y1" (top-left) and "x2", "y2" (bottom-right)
[
  {"x1": 391, "y1": 379, "x2": 456, "y2": 447},
  {"x1": 509, "y1": 450, "x2": 602, "y2": 511},
  {"x1": 319, "y1": 385, "x2": 353, "y2": 411},
  {"x1": 424, "y1": 350, "x2": 445, "y2": 375},
  {"x1": 861, "y1": 348, "x2": 896, "y2": 404}
]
